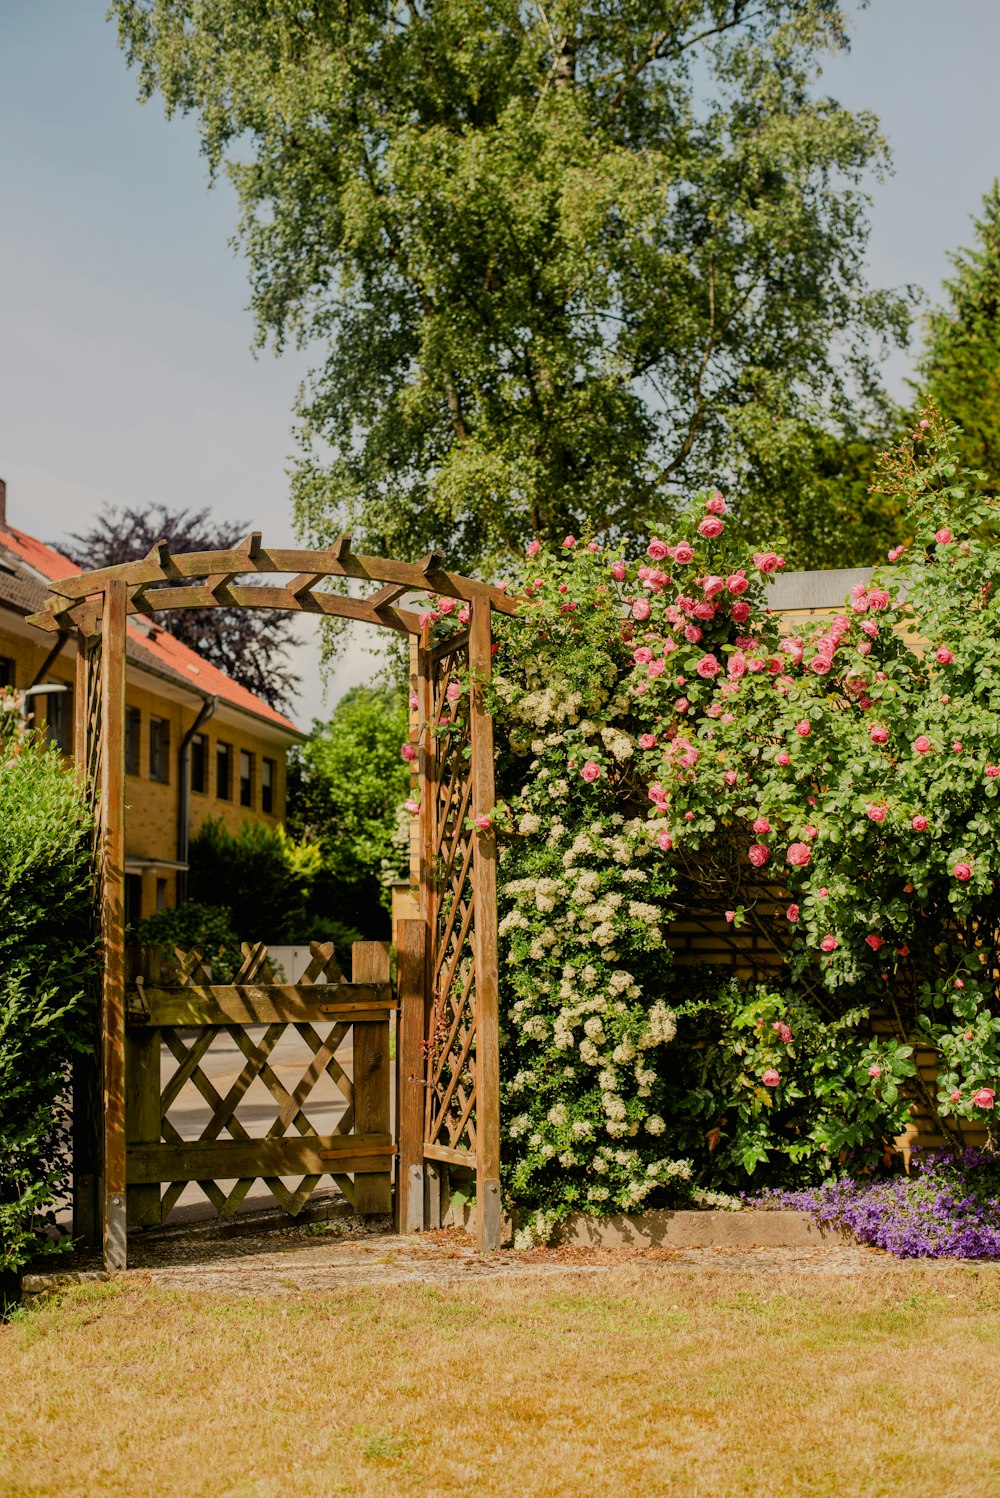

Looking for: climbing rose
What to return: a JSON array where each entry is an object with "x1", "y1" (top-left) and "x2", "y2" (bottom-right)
[
  {"x1": 526, "y1": 539, "x2": 541, "y2": 557},
  {"x1": 795, "y1": 721, "x2": 810, "y2": 737},
  {"x1": 867, "y1": 805, "x2": 887, "y2": 823},
  {"x1": 753, "y1": 816, "x2": 771, "y2": 835},
  {"x1": 580, "y1": 760, "x2": 602, "y2": 783},
  {"x1": 657, "y1": 830, "x2": 673, "y2": 851},
  {"x1": 786, "y1": 842, "x2": 811, "y2": 867},
  {"x1": 611, "y1": 560, "x2": 626, "y2": 581},
  {"x1": 988, "y1": 766, "x2": 1000, "y2": 778},
  {"x1": 972, "y1": 1088, "x2": 996, "y2": 1109},
  {"x1": 726, "y1": 571, "x2": 749, "y2": 596},
  {"x1": 632, "y1": 599, "x2": 651, "y2": 621},
  {"x1": 408, "y1": 691, "x2": 419, "y2": 709},
  {"x1": 888, "y1": 545, "x2": 904, "y2": 562},
  {"x1": 706, "y1": 493, "x2": 727, "y2": 514},
  {"x1": 696, "y1": 653, "x2": 721, "y2": 678},
  {"x1": 404, "y1": 799, "x2": 420, "y2": 816},
  {"x1": 810, "y1": 655, "x2": 832, "y2": 675},
  {"x1": 646, "y1": 538, "x2": 670, "y2": 561},
  {"x1": 935, "y1": 647, "x2": 954, "y2": 664},
  {"x1": 673, "y1": 542, "x2": 695, "y2": 565},
  {"x1": 911, "y1": 815, "x2": 929, "y2": 832},
  {"x1": 865, "y1": 935, "x2": 885, "y2": 951},
  {"x1": 935, "y1": 527, "x2": 952, "y2": 545},
  {"x1": 446, "y1": 681, "x2": 462, "y2": 702},
  {"x1": 748, "y1": 843, "x2": 770, "y2": 868},
  {"x1": 776, "y1": 750, "x2": 791, "y2": 766},
  {"x1": 753, "y1": 551, "x2": 781, "y2": 573},
  {"x1": 950, "y1": 1089, "x2": 962, "y2": 1103},
  {"x1": 820, "y1": 935, "x2": 839, "y2": 952},
  {"x1": 400, "y1": 743, "x2": 417, "y2": 762},
  {"x1": 633, "y1": 647, "x2": 654, "y2": 665},
  {"x1": 698, "y1": 516, "x2": 725, "y2": 539},
  {"x1": 913, "y1": 736, "x2": 932, "y2": 754},
  {"x1": 868, "y1": 1065, "x2": 883, "y2": 1078},
  {"x1": 638, "y1": 733, "x2": 657, "y2": 749},
  {"x1": 762, "y1": 1069, "x2": 780, "y2": 1087},
  {"x1": 562, "y1": 535, "x2": 576, "y2": 548},
  {"x1": 474, "y1": 813, "x2": 492, "y2": 830},
  {"x1": 730, "y1": 601, "x2": 751, "y2": 623},
  {"x1": 870, "y1": 725, "x2": 889, "y2": 745},
  {"x1": 953, "y1": 740, "x2": 963, "y2": 755},
  {"x1": 457, "y1": 607, "x2": 470, "y2": 625},
  {"x1": 786, "y1": 904, "x2": 800, "y2": 922},
  {"x1": 773, "y1": 1022, "x2": 792, "y2": 1044},
  {"x1": 722, "y1": 770, "x2": 738, "y2": 786},
  {"x1": 953, "y1": 862, "x2": 973, "y2": 881}
]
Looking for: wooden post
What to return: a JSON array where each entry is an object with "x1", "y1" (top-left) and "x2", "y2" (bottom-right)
[
  {"x1": 395, "y1": 918, "x2": 427, "y2": 1233},
  {"x1": 351, "y1": 941, "x2": 392, "y2": 1216},
  {"x1": 125, "y1": 946, "x2": 163, "y2": 1228},
  {"x1": 415, "y1": 632, "x2": 436, "y2": 1225},
  {"x1": 100, "y1": 581, "x2": 128, "y2": 1270},
  {"x1": 469, "y1": 599, "x2": 501, "y2": 1251}
]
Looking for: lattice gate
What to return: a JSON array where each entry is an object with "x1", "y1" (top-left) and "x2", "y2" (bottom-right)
[{"x1": 32, "y1": 541, "x2": 507, "y2": 1269}]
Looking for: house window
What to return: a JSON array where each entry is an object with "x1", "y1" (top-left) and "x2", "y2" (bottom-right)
[
  {"x1": 0, "y1": 656, "x2": 14, "y2": 689},
  {"x1": 125, "y1": 707, "x2": 141, "y2": 776},
  {"x1": 262, "y1": 757, "x2": 275, "y2": 815},
  {"x1": 239, "y1": 750, "x2": 254, "y2": 808},
  {"x1": 155, "y1": 877, "x2": 168, "y2": 913},
  {"x1": 124, "y1": 874, "x2": 143, "y2": 927},
  {"x1": 45, "y1": 686, "x2": 72, "y2": 754},
  {"x1": 191, "y1": 733, "x2": 207, "y2": 794},
  {"x1": 216, "y1": 741, "x2": 233, "y2": 801},
  {"x1": 149, "y1": 717, "x2": 170, "y2": 783}
]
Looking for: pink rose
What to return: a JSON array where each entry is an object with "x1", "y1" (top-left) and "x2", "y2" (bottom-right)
[
  {"x1": 817, "y1": 887, "x2": 829, "y2": 898},
  {"x1": 950, "y1": 1089, "x2": 962, "y2": 1104},
  {"x1": 730, "y1": 601, "x2": 751, "y2": 623},
  {"x1": 727, "y1": 651, "x2": 747, "y2": 679},
  {"x1": 773, "y1": 1022, "x2": 792, "y2": 1044},
  {"x1": 408, "y1": 691, "x2": 419, "y2": 709},
  {"x1": 857, "y1": 641, "x2": 872, "y2": 656},
  {"x1": 988, "y1": 766, "x2": 1000, "y2": 778},
  {"x1": 674, "y1": 696, "x2": 689, "y2": 713},
  {"x1": 753, "y1": 551, "x2": 780, "y2": 574},
  {"x1": 868, "y1": 588, "x2": 890, "y2": 610},
  {"x1": 866, "y1": 805, "x2": 887, "y2": 823},
  {"x1": 562, "y1": 535, "x2": 576, "y2": 548},
  {"x1": 776, "y1": 750, "x2": 791, "y2": 766},
  {"x1": 810, "y1": 655, "x2": 832, "y2": 675},
  {"x1": 762, "y1": 1069, "x2": 780, "y2": 1088},
  {"x1": 438, "y1": 598, "x2": 456, "y2": 615},
  {"x1": 673, "y1": 542, "x2": 695, "y2": 565},
  {"x1": 696, "y1": 653, "x2": 721, "y2": 679},
  {"x1": 753, "y1": 816, "x2": 772, "y2": 835},
  {"x1": 870, "y1": 725, "x2": 889, "y2": 745},
  {"x1": 446, "y1": 681, "x2": 462, "y2": 702},
  {"x1": 474, "y1": 813, "x2": 492, "y2": 830},
  {"x1": 638, "y1": 733, "x2": 657, "y2": 749},
  {"x1": 727, "y1": 571, "x2": 749, "y2": 596},
  {"x1": 706, "y1": 492, "x2": 727, "y2": 515},
  {"x1": 953, "y1": 740, "x2": 963, "y2": 755},
  {"x1": 418, "y1": 610, "x2": 437, "y2": 628},
  {"x1": 646, "y1": 538, "x2": 670, "y2": 561},
  {"x1": 657, "y1": 830, "x2": 673, "y2": 851},
  {"x1": 632, "y1": 599, "x2": 651, "y2": 621},
  {"x1": 400, "y1": 743, "x2": 417, "y2": 762},
  {"x1": 786, "y1": 842, "x2": 811, "y2": 867},
  {"x1": 820, "y1": 935, "x2": 839, "y2": 953},
  {"x1": 457, "y1": 607, "x2": 470, "y2": 625},
  {"x1": 748, "y1": 843, "x2": 770, "y2": 868},
  {"x1": 587, "y1": 541, "x2": 599, "y2": 552},
  {"x1": 913, "y1": 736, "x2": 932, "y2": 754},
  {"x1": 723, "y1": 770, "x2": 738, "y2": 787},
  {"x1": 786, "y1": 904, "x2": 800, "y2": 922},
  {"x1": 580, "y1": 760, "x2": 602, "y2": 783},
  {"x1": 911, "y1": 815, "x2": 928, "y2": 832},
  {"x1": 611, "y1": 560, "x2": 627, "y2": 581},
  {"x1": 684, "y1": 624, "x2": 703, "y2": 644},
  {"x1": 971, "y1": 1088, "x2": 995, "y2": 1109},
  {"x1": 702, "y1": 574, "x2": 726, "y2": 599},
  {"x1": 725, "y1": 909, "x2": 736, "y2": 924},
  {"x1": 865, "y1": 934, "x2": 884, "y2": 951},
  {"x1": 526, "y1": 539, "x2": 541, "y2": 557},
  {"x1": 935, "y1": 527, "x2": 952, "y2": 545},
  {"x1": 935, "y1": 647, "x2": 954, "y2": 665},
  {"x1": 692, "y1": 601, "x2": 716, "y2": 621},
  {"x1": 868, "y1": 1065, "x2": 883, "y2": 1079},
  {"x1": 633, "y1": 647, "x2": 654, "y2": 665},
  {"x1": 795, "y1": 721, "x2": 811, "y2": 737},
  {"x1": 888, "y1": 545, "x2": 904, "y2": 562},
  {"x1": 404, "y1": 799, "x2": 420, "y2": 816},
  {"x1": 860, "y1": 619, "x2": 879, "y2": 638},
  {"x1": 953, "y1": 862, "x2": 973, "y2": 881},
  {"x1": 698, "y1": 516, "x2": 725, "y2": 540}
]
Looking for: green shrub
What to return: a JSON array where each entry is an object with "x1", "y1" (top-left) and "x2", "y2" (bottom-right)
[
  {"x1": 188, "y1": 817, "x2": 322, "y2": 944},
  {"x1": 0, "y1": 738, "x2": 95, "y2": 1287},
  {"x1": 129, "y1": 900, "x2": 243, "y2": 983}
]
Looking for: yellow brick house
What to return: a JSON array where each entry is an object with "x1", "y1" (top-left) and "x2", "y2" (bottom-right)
[{"x1": 0, "y1": 479, "x2": 303, "y2": 923}]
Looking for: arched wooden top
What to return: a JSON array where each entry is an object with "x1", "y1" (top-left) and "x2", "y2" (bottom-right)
[{"x1": 27, "y1": 532, "x2": 518, "y2": 637}]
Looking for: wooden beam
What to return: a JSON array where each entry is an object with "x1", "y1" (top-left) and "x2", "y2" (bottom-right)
[
  {"x1": 351, "y1": 943, "x2": 393, "y2": 1216},
  {"x1": 100, "y1": 580, "x2": 128, "y2": 1271},
  {"x1": 423, "y1": 1142, "x2": 476, "y2": 1168},
  {"x1": 126, "y1": 1134, "x2": 396, "y2": 1185},
  {"x1": 127, "y1": 983, "x2": 394, "y2": 1028},
  {"x1": 469, "y1": 597, "x2": 502, "y2": 1252}
]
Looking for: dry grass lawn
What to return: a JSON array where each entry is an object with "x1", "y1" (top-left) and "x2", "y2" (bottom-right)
[{"x1": 1, "y1": 1265, "x2": 998, "y2": 1497}]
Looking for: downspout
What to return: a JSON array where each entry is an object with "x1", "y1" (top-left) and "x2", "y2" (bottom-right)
[{"x1": 176, "y1": 694, "x2": 217, "y2": 904}]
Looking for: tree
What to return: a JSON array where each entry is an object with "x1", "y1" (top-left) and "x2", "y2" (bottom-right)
[
  {"x1": 287, "y1": 684, "x2": 410, "y2": 934},
  {"x1": 66, "y1": 503, "x2": 300, "y2": 710},
  {"x1": 916, "y1": 182, "x2": 1000, "y2": 482},
  {"x1": 111, "y1": 1, "x2": 907, "y2": 570}
]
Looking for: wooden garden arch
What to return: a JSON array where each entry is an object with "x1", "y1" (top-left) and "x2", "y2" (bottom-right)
[{"x1": 31, "y1": 535, "x2": 514, "y2": 1268}]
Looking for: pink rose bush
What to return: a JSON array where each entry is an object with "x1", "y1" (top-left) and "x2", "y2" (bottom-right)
[{"x1": 414, "y1": 414, "x2": 1000, "y2": 1232}]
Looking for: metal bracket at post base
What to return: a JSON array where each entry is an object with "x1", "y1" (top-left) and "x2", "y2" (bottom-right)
[
  {"x1": 103, "y1": 1193, "x2": 127, "y2": 1273},
  {"x1": 479, "y1": 1179, "x2": 502, "y2": 1252}
]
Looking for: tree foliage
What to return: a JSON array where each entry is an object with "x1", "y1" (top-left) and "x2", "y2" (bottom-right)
[
  {"x1": 66, "y1": 503, "x2": 300, "y2": 711},
  {"x1": 188, "y1": 815, "x2": 322, "y2": 942},
  {"x1": 916, "y1": 181, "x2": 1000, "y2": 483},
  {"x1": 111, "y1": 0, "x2": 907, "y2": 569}
]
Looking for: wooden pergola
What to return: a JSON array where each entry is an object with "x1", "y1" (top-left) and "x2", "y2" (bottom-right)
[{"x1": 30, "y1": 535, "x2": 514, "y2": 1267}]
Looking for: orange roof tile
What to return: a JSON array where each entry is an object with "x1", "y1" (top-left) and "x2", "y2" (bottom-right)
[{"x1": 0, "y1": 521, "x2": 300, "y2": 736}]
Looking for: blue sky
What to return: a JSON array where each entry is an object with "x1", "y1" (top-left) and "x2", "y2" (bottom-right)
[{"x1": 2, "y1": 1, "x2": 999, "y2": 721}]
